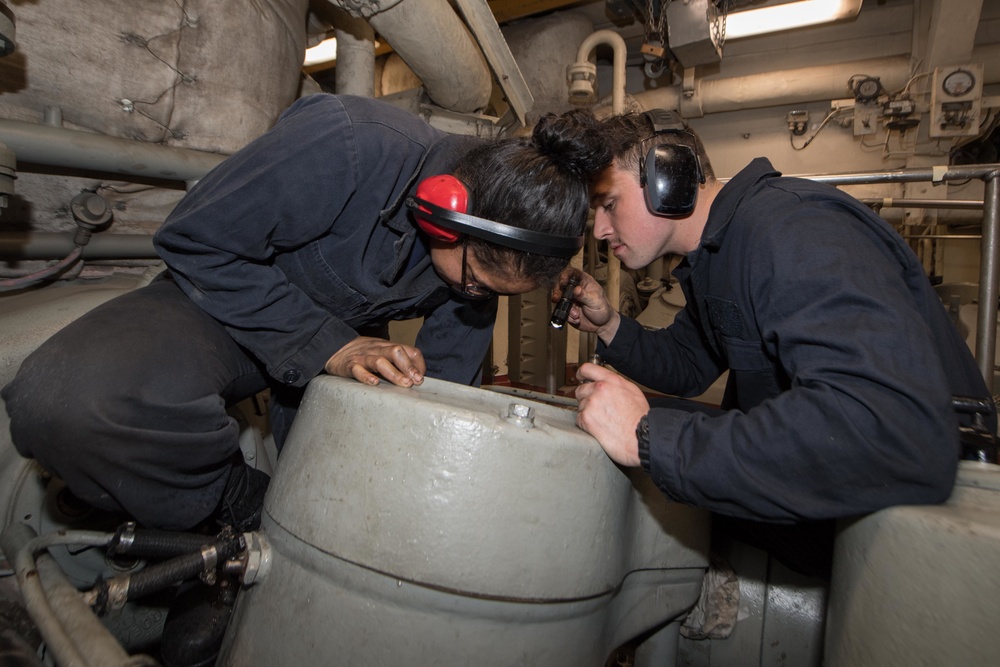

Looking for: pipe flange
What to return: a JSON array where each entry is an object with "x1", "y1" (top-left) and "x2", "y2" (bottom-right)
[
  {"x1": 70, "y1": 192, "x2": 113, "y2": 229},
  {"x1": 241, "y1": 531, "x2": 272, "y2": 586},
  {"x1": 567, "y1": 60, "x2": 597, "y2": 105}
]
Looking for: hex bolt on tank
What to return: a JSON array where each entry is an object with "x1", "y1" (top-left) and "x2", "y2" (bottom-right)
[{"x1": 505, "y1": 403, "x2": 535, "y2": 428}]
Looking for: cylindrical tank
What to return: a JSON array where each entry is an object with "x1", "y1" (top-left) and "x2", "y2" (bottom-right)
[
  {"x1": 220, "y1": 376, "x2": 710, "y2": 666},
  {"x1": 824, "y1": 461, "x2": 1000, "y2": 666}
]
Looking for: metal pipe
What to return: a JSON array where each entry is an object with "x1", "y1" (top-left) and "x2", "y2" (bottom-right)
[
  {"x1": 575, "y1": 30, "x2": 627, "y2": 327},
  {"x1": 575, "y1": 30, "x2": 627, "y2": 117},
  {"x1": 0, "y1": 118, "x2": 226, "y2": 184},
  {"x1": 0, "y1": 232, "x2": 157, "y2": 260},
  {"x1": 633, "y1": 43, "x2": 1000, "y2": 117},
  {"x1": 860, "y1": 199, "x2": 984, "y2": 210},
  {"x1": 322, "y1": 0, "x2": 492, "y2": 113},
  {"x1": 976, "y1": 173, "x2": 1000, "y2": 386},
  {"x1": 899, "y1": 234, "x2": 980, "y2": 239},
  {"x1": 789, "y1": 163, "x2": 1000, "y2": 185}
]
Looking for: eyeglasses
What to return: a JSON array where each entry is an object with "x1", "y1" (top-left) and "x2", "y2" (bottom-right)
[{"x1": 452, "y1": 239, "x2": 496, "y2": 301}]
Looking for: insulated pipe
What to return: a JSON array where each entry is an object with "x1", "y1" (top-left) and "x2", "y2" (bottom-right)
[
  {"x1": 0, "y1": 119, "x2": 226, "y2": 186},
  {"x1": 575, "y1": 30, "x2": 627, "y2": 116},
  {"x1": 34, "y1": 556, "x2": 151, "y2": 667},
  {"x1": 323, "y1": 0, "x2": 491, "y2": 112},
  {"x1": 0, "y1": 523, "x2": 125, "y2": 667},
  {"x1": 334, "y1": 12, "x2": 376, "y2": 98},
  {"x1": 633, "y1": 42, "x2": 1000, "y2": 116}
]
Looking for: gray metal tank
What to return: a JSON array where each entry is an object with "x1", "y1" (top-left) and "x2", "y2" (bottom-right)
[
  {"x1": 220, "y1": 376, "x2": 709, "y2": 666},
  {"x1": 824, "y1": 461, "x2": 1000, "y2": 666}
]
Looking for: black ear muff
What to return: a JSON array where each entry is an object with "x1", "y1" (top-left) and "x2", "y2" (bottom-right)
[
  {"x1": 405, "y1": 175, "x2": 585, "y2": 258},
  {"x1": 640, "y1": 109, "x2": 705, "y2": 217},
  {"x1": 641, "y1": 144, "x2": 703, "y2": 216}
]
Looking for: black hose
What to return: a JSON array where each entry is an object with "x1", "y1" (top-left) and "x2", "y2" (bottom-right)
[
  {"x1": 91, "y1": 531, "x2": 245, "y2": 616},
  {"x1": 107, "y1": 524, "x2": 225, "y2": 560}
]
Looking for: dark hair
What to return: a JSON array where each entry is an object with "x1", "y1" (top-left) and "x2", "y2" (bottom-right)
[
  {"x1": 453, "y1": 109, "x2": 611, "y2": 286},
  {"x1": 600, "y1": 112, "x2": 715, "y2": 182}
]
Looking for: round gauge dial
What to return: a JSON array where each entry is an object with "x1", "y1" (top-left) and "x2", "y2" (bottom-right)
[
  {"x1": 854, "y1": 77, "x2": 882, "y2": 102},
  {"x1": 942, "y1": 69, "x2": 976, "y2": 97}
]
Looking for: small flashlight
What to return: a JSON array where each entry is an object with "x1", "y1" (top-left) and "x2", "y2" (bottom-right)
[{"x1": 550, "y1": 275, "x2": 580, "y2": 329}]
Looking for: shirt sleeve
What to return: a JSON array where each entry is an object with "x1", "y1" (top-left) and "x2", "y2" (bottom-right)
[
  {"x1": 416, "y1": 296, "x2": 498, "y2": 386},
  {"x1": 598, "y1": 309, "x2": 728, "y2": 398},
  {"x1": 635, "y1": 209, "x2": 961, "y2": 522},
  {"x1": 152, "y1": 95, "x2": 364, "y2": 386}
]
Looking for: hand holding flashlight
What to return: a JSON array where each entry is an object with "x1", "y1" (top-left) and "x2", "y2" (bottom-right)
[{"x1": 550, "y1": 275, "x2": 580, "y2": 329}]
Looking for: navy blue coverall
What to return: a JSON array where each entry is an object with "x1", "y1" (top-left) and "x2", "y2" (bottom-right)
[
  {"x1": 4, "y1": 94, "x2": 498, "y2": 530},
  {"x1": 599, "y1": 158, "x2": 993, "y2": 525}
]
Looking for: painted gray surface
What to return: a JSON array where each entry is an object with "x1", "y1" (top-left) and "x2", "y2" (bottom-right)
[
  {"x1": 825, "y1": 462, "x2": 1000, "y2": 666},
  {"x1": 223, "y1": 376, "x2": 711, "y2": 664}
]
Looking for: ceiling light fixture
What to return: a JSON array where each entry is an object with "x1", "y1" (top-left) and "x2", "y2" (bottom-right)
[{"x1": 723, "y1": 0, "x2": 863, "y2": 41}]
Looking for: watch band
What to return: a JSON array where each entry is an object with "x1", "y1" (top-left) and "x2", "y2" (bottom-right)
[{"x1": 635, "y1": 414, "x2": 651, "y2": 472}]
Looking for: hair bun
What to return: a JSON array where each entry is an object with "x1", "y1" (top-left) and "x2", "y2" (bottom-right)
[{"x1": 532, "y1": 109, "x2": 612, "y2": 178}]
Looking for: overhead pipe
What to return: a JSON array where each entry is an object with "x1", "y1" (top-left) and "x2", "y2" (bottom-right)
[
  {"x1": 0, "y1": 118, "x2": 226, "y2": 187},
  {"x1": 318, "y1": 0, "x2": 492, "y2": 113},
  {"x1": 334, "y1": 11, "x2": 376, "y2": 98},
  {"x1": 0, "y1": 232, "x2": 156, "y2": 260},
  {"x1": 633, "y1": 43, "x2": 1000, "y2": 117}
]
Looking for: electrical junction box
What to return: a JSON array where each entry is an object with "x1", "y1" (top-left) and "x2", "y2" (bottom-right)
[
  {"x1": 929, "y1": 63, "x2": 984, "y2": 138},
  {"x1": 853, "y1": 101, "x2": 879, "y2": 136}
]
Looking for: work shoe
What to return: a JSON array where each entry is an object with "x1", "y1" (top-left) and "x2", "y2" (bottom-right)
[{"x1": 216, "y1": 456, "x2": 270, "y2": 532}]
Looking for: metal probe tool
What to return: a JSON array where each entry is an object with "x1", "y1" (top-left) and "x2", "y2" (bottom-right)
[{"x1": 550, "y1": 275, "x2": 580, "y2": 329}]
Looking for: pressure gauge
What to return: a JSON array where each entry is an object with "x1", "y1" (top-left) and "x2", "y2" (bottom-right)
[
  {"x1": 853, "y1": 76, "x2": 883, "y2": 104},
  {"x1": 942, "y1": 69, "x2": 976, "y2": 97}
]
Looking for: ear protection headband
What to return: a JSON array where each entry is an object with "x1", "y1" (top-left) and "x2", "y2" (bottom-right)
[
  {"x1": 640, "y1": 109, "x2": 705, "y2": 217},
  {"x1": 405, "y1": 174, "x2": 585, "y2": 258}
]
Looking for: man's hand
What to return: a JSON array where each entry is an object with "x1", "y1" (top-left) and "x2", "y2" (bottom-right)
[
  {"x1": 575, "y1": 363, "x2": 649, "y2": 467},
  {"x1": 552, "y1": 269, "x2": 621, "y2": 344},
  {"x1": 324, "y1": 337, "x2": 426, "y2": 388}
]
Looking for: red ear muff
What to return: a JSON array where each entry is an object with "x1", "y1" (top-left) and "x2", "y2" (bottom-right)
[
  {"x1": 404, "y1": 175, "x2": 586, "y2": 257},
  {"x1": 412, "y1": 175, "x2": 469, "y2": 242}
]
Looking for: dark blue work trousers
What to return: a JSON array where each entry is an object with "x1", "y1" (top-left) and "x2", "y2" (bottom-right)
[{"x1": 3, "y1": 277, "x2": 270, "y2": 530}]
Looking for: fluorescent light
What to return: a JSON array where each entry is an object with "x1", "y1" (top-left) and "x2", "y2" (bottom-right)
[
  {"x1": 723, "y1": 0, "x2": 863, "y2": 40},
  {"x1": 304, "y1": 37, "x2": 337, "y2": 66}
]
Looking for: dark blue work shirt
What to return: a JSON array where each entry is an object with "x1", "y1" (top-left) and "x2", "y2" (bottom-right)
[
  {"x1": 153, "y1": 94, "x2": 494, "y2": 390},
  {"x1": 600, "y1": 158, "x2": 992, "y2": 522}
]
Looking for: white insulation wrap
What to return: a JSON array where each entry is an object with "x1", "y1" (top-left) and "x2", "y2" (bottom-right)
[
  {"x1": 0, "y1": 0, "x2": 308, "y2": 153},
  {"x1": 0, "y1": 0, "x2": 308, "y2": 272}
]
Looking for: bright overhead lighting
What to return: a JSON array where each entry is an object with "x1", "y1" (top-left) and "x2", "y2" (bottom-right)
[
  {"x1": 723, "y1": 0, "x2": 863, "y2": 40},
  {"x1": 304, "y1": 37, "x2": 337, "y2": 66}
]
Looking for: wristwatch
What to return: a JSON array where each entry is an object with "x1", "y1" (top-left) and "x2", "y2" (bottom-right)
[{"x1": 635, "y1": 414, "x2": 651, "y2": 472}]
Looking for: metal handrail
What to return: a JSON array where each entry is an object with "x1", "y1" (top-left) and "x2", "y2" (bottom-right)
[{"x1": 790, "y1": 163, "x2": 1000, "y2": 387}]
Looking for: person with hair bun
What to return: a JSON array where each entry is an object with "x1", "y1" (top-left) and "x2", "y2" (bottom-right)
[{"x1": 3, "y1": 94, "x2": 610, "y2": 533}]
